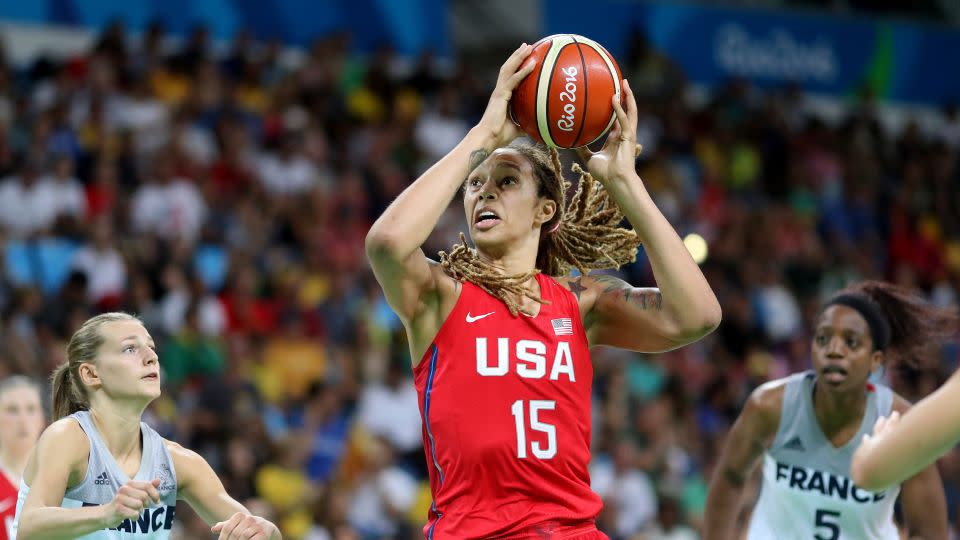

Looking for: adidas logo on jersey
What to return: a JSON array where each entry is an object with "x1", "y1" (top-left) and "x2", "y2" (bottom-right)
[
  {"x1": 94, "y1": 472, "x2": 111, "y2": 486},
  {"x1": 782, "y1": 436, "x2": 805, "y2": 452}
]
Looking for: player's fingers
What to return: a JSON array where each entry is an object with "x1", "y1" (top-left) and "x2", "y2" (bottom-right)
[
  {"x1": 214, "y1": 512, "x2": 244, "y2": 539},
  {"x1": 634, "y1": 143, "x2": 644, "y2": 158},
  {"x1": 872, "y1": 415, "x2": 887, "y2": 435},
  {"x1": 117, "y1": 494, "x2": 144, "y2": 512},
  {"x1": 611, "y1": 89, "x2": 632, "y2": 142},
  {"x1": 622, "y1": 79, "x2": 638, "y2": 126},
  {"x1": 235, "y1": 523, "x2": 262, "y2": 540},
  {"x1": 499, "y1": 43, "x2": 532, "y2": 81},
  {"x1": 506, "y1": 59, "x2": 536, "y2": 90},
  {"x1": 126, "y1": 486, "x2": 153, "y2": 504},
  {"x1": 600, "y1": 118, "x2": 622, "y2": 154},
  {"x1": 574, "y1": 146, "x2": 594, "y2": 163},
  {"x1": 227, "y1": 517, "x2": 263, "y2": 540},
  {"x1": 884, "y1": 411, "x2": 901, "y2": 431},
  {"x1": 145, "y1": 482, "x2": 161, "y2": 504}
]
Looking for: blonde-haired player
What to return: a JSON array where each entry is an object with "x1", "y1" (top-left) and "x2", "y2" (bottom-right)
[{"x1": 14, "y1": 312, "x2": 281, "y2": 539}]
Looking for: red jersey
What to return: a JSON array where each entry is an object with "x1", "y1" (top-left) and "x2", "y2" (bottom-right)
[
  {"x1": 414, "y1": 274, "x2": 603, "y2": 539},
  {"x1": 0, "y1": 471, "x2": 17, "y2": 540}
]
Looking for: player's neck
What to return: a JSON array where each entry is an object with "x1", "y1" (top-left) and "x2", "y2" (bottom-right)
[
  {"x1": 89, "y1": 406, "x2": 144, "y2": 461},
  {"x1": 477, "y1": 237, "x2": 539, "y2": 277},
  {"x1": 812, "y1": 382, "x2": 867, "y2": 436}
]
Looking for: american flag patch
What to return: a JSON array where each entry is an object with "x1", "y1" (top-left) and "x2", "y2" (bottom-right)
[{"x1": 551, "y1": 318, "x2": 573, "y2": 336}]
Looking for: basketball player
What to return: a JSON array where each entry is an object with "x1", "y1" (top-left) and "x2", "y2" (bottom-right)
[
  {"x1": 13, "y1": 312, "x2": 281, "y2": 539},
  {"x1": 0, "y1": 377, "x2": 45, "y2": 540},
  {"x1": 704, "y1": 281, "x2": 950, "y2": 540},
  {"x1": 851, "y1": 346, "x2": 960, "y2": 492},
  {"x1": 365, "y1": 43, "x2": 721, "y2": 538}
]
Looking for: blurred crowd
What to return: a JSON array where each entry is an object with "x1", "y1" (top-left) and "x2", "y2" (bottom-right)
[{"x1": 0, "y1": 18, "x2": 959, "y2": 540}]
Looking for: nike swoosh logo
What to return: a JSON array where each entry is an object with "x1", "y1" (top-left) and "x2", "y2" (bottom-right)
[
  {"x1": 0, "y1": 498, "x2": 15, "y2": 513},
  {"x1": 466, "y1": 311, "x2": 495, "y2": 323}
]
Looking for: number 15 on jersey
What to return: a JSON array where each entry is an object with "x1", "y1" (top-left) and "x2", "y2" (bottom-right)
[{"x1": 511, "y1": 400, "x2": 557, "y2": 459}]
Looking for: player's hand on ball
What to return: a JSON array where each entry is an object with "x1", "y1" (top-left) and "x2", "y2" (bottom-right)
[
  {"x1": 576, "y1": 79, "x2": 642, "y2": 186},
  {"x1": 477, "y1": 43, "x2": 536, "y2": 149},
  {"x1": 211, "y1": 511, "x2": 282, "y2": 539},
  {"x1": 104, "y1": 478, "x2": 161, "y2": 526}
]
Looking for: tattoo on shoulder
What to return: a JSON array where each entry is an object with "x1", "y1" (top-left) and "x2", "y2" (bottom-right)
[
  {"x1": 467, "y1": 149, "x2": 490, "y2": 175},
  {"x1": 591, "y1": 275, "x2": 625, "y2": 294},
  {"x1": 592, "y1": 275, "x2": 662, "y2": 311},
  {"x1": 567, "y1": 277, "x2": 587, "y2": 300}
]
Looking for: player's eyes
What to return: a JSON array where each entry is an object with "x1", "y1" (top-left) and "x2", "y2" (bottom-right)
[
  {"x1": 501, "y1": 176, "x2": 518, "y2": 185},
  {"x1": 814, "y1": 334, "x2": 829, "y2": 346}
]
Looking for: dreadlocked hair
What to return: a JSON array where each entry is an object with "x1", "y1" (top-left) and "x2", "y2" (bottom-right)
[{"x1": 439, "y1": 140, "x2": 640, "y2": 316}]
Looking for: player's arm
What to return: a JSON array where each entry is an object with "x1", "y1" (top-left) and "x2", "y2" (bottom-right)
[
  {"x1": 17, "y1": 419, "x2": 159, "y2": 539},
  {"x1": 852, "y1": 369, "x2": 960, "y2": 491},
  {"x1": 704, "y1": 382, "x2": 783, "y2": 540},
  {"x1": 168, "y1": 440, "x2": 281, "y2": 539},
  {"x1": 571, "y1": 272, "x2": 719, "y2": 352},
  {"x1": 883, "y1": 396, "x2": 948, "y2": 540},
  {"x1": 365, "y1": 43, "x2": 534, "y2": 322},
  {"x1": 572, "y1": 80, "x2": 720, "y2": 353}
]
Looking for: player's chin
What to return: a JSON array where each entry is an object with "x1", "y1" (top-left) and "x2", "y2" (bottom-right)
[
  {"x1": 471, "y1": 229, "x2": 508, "y2": 249},
  {"x1": 137, "y1": 381, "x2": 163, "y2": 398}
]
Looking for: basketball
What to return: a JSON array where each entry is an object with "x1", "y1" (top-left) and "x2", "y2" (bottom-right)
[{"x1": 510, "y1": 34, "x2": 623, "y2": 149}]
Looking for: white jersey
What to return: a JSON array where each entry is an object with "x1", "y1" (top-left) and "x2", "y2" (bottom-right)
[
  {"x1": 12, "y1": 411, "x2": 178, "y2": 539},
  {"x1": 747, "y1": 372, "x2": 899, "y2": 540}
]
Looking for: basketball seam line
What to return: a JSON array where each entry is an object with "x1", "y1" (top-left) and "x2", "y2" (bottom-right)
[{"x1": 570, "y1": 36, "x2": 588, "y2": 148}]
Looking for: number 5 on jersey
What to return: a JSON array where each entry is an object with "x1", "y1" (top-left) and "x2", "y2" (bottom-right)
[
  {"x1": 815, "y1": 509, "x2": 840, "y2": 540},
  {"x1": 511, "y1": 400, "x2": 557, "y2": 459}
]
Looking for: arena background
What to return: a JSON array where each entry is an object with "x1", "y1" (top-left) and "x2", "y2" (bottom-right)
[{"x1": 0, "y1": 0, "x2": 959, "y2": 538}]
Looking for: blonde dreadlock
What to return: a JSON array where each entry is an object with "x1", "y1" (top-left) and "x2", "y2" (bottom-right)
[{"x1": 439, "y1": 140, "x2": 640, "y2": 316}]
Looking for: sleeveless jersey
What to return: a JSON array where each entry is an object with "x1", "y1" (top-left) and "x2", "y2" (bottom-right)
[
  {"x1": 12, "y1": 411, "x2": 178, "y2": 539},
  {"x1": 415, "y1": 273, "x2": 603, "y2": 539},
  {"x1": 0, "y1": 470, "x2": 18, "y2": 540},
  {"x1": 748, "y1": 372, "x2": 899, "y2": 540}
]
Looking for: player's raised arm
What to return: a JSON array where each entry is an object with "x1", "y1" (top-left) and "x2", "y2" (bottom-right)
[
  {"x1": 167, "y1": 440, "x2": 281, "y2": 539},
  {"x1": 704, "y1": 383, "x2": 783, "y2": 540},
  {"x1": 852, "y1": 371, "x2": 960, "y2": 491},
  {"x1": 365, "y1": 43, "x2": 534, "y2": 321},
  {"x1": 574, "y1": 80, "x2": 720, "y2": 352}
]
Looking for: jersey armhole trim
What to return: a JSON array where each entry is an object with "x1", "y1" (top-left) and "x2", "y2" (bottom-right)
[
  {"x1": 63, "y1": 417, "x2": 92, "y2": 495},
  {"x1": 413, "y1": 278, "x2": 469, "y2": 375}
]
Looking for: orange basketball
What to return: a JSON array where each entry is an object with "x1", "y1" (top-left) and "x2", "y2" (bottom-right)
[{"x1": 510, "y1": 34, "x2": 623, "y2": 149}]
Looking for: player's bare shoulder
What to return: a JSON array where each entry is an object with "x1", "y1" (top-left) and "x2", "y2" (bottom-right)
[
  {"x1": 163, "y1": 439, "x2": 203, "y2": 491},
  {"x1": 556, "y1": 274, "x2": 603, "y2": 316},
  {"x1": 743, "y1": 378, "x2": 788, "y2": 436},
  {"x1": 25, "y1": 417, "x2": 90, "y2": 486},
  {"x1": 37, "y1": 417, "x2": 90, "y2": 460},
  {"x1": 163, "y1": 439, "x2": 202, "y2": 467}
]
